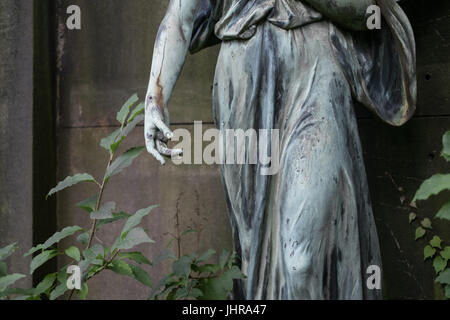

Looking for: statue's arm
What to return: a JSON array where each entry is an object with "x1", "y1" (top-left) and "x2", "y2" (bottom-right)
[
  {"x1": 145, "y1": 0, "x2": 202, "y2": 164},
  {"x1": 303, "y1": 0, "x2": 376, "y2": 30}
]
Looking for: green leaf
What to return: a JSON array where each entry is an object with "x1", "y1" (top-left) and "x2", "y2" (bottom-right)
[
  {"x1": 121, "y1": 205, "x2": 158, "y2": 235},
  {"x1": 413, "y1": 174, "x2": 450, "y2": 202},
  {"x1": 435, "y1": 268, "x2": 450, "y2": 285},
  {"x1": 34, "y1": 273, "x2": 57, "y2": 296},
  {"x1": 110, "y1": 114, "x2": 145, "y2": 152},
  {"x1": 77, "y1": 232, "x2": 89, "y2": 246},
  {"x1": 446, "y1": 285, "x2": 450, "y2": 299},
  {"x1": 197, "y1": 249, "x2": 216, "y2": 263},
  {"x1": 421, "y1": 218, "x2": 432, "y2": 230},
  {"x1": 106, "y1": 147, "x2": 145, "y2": 179},
  {"x1": 49, "y1": 282, "x2": 68, "y2": 300},
  {"x1": 76, "y1": 194, "x2": 98, "y2": 213},
  {"x1": 193, "y1": 264, "x2": 220, "y2": 274},
  {"x1": 117, "y1": 94, "x2": 139, "y2": 125},
  {"x1": 219, "y1": 250, "x2": 230, "y2": 269},
  {"x1": 441, "y1": 247, "x2": 450, "y2": 260},
  {"x1": 415, "y1": 227, "x2": 426, "y2": 240},
  {"x1": 408, "y1": 212, "x2": 416, "y2": 224},
  {"x1": 0, "y1": 274, "x2": 26, "y2": 291},
  {"x1": 0, "y1": 243, "x2": 18, "y2": 261},
  {"x1": 173, "y1": 256, "x2": 193, "y2": 279},
  {"x1": 424, "y1": 245, "x2": 436, "y2": 260},
  {"x1": 65, "y1": 246, "x2": 81, "y2": 262},
  {"x1": 442, "y1": 131, "x2": 450, "y2": 161},
  {"x1": 433, "y1": 256, "x2": 447, "y2": 274},
  {"x1": 118, "y1": 252, "x2": 152, "y2": 266},
  {"x1": 114, "y1": 227, "x2": 155, "y2": 251},
  {"x1": 436, "y1": 201, "x2": 450, "y2": 221},
  {"x1": 30, "y1": 250, "x2": 58, "y2": 274},
  {"x1": 90, "y1": 201, "x2": 115, "y2": 220},
  {"x1": 197, "y1": 266, "x2": 244, "y2": 300},
  {"x1": 128, "y1": 102, "x2": 145, "y2": 123},
  {"x1": 430, "y1": 236, "x2": 442, "y2": 249},
  {"x1": 107, "y1": 260, "x2": 133, "y2": 276},
  {"x1": 100, "y1": 129, "x2": 121, "y2": 153},
  {"x1": 130, "y1": 264, "x2": 152, "y2": 287},
  {"x1": 77, "y1": 283, "x2": 88, "y2": 300},
  {"x1": 0, "y1": 262, "x2": 7, "y2": 277},
  {"x1": 96, "y1": 212, "x2": 131, "y2": 230},
  {"x1": 25, "y1": 226, "x2": 83, "y2": 257},
  {"x1": 182, "y1": 229, "x2": 199, "y2": 237},
  {"x1": 83, "y1": 244, "x2": 104, "y2": 265},
  {"x1": 47, "y1": 173, "x2": 97, "y2": 198}
]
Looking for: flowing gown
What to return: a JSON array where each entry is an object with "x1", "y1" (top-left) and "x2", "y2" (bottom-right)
[{"x1": 189, "y1": 0, "x2": 416, "y2": 300}]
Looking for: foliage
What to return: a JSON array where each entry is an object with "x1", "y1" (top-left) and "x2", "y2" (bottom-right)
[
  {"x1": 0, "y1": 94, "x2": 243, "y2": 300},
  {"x1": 410, "y1": 131, "x2": 450, "y2": 299}
]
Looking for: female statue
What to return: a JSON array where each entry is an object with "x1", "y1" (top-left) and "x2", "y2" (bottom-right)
[{"x1": 144, "y1": 0, "x2": 416, "y2": 299}]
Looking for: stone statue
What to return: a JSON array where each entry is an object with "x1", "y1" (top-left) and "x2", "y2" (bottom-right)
[{"x1": 144, "y1": 0, "x2": 416, "y2": 300}]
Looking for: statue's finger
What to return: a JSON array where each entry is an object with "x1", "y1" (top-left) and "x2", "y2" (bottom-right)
[
  {"x1": 145, "y1": 132, "x2": 166, "y2": 165},
  {"x1": 154, "y1": 118, "x2": 174, "y2": 140}
]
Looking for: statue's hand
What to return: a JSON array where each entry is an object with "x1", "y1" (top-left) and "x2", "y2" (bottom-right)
[{"x1": 144, "y1": 98, "x2": 182, "y2": 165}]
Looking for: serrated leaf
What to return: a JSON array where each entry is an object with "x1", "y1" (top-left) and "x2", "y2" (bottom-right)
[
  {"x1": 0, "y1": 243, "x2": 18, "y2": 261},
  {"x1": 173, "y1": 256, "x2": 193, "y2": 279},
  {"x1": 65, "y1": 246, "x2": 81, "y2": 262},
  {"x1": 197, "y1": 249, "x2": 216, "y2": 263},
  {"x1": 47, "y1": 174, "x2": 97, "y2": 198},
  {"x1": 118, "y1": 252, "x2": 152, "y2": 266},
  {"x1": 25, "y1": 226, "x2": 83, "y2": 257},
  {"x1": 30, "y1": 250, "x2": 58, "y2": 274},
  {"x1": 106, "y1": 147, "x2": 145, "y2": 179},
  {"x1": 441, "y1": 247, "x2": 450, "y2": 260},
  {"x1": 107, "y1": 260, "x2": 133, "y2": 276},
  {"x1": 49, "y1": 282, "x2": 68, "y2": 300},
  {"x1": 117, "y1": 94, "x2": 139, "y2": 125},
  {"x1": 421, "y1": 218, "x2": 432, "y2": 229},
  {"x1": 430, "y1": 236, "x2": 442, "y2": 249},
  {"x1": 433, "y1": 256, "x2": 447, "y2": 274},
  {"x1": 96, "y1": 212, "x2": 131, "y2": 230},
  {"x1": 128, "y1": 103, "x2": 145, "y2": 123},
  {"x1": 90, "y1": 201, "x2": 115, "y2": 220},
  {"x1": 408, "y1": 212, "x2": 416, "y2": 224},
  {"x1": 130, "y1": 264, "x2": 152, "y2": 287},
  {"x1": 415, "y1": 226, "x2": 426, "y2": 240},
  {"x1": 114, "y1": 227, "x2": 155, "y2": 251},
  {"x1": 77, "y1": 283, "x2": 88, "y2": 300},
  {"x1": 76, "y1": 194, "x2": 98, "y2": 213},
  {"x1": 0, "y1": 274, "x2": 26, "y2": 291},
  {"x1": 34, "y1": 273, "x2": 57, "y2": 296},
  {"x1": 413, "y1": 174, "x2": 450, "y2": 202},
  {"x1": 436, "y1": 201, "x2": 450, "y2": 221},
  {"x1": 121, "y1": 205, "x2": 158, "y2": 235},
  {"x1": 435, "y1": 268, "x2": 450, "y2": 285},
  {"x1": 424, "y1": 245, "x2": 436, "y2": 260},
  {"x1": 100, "y1": 129, "x2": 121, "y2": 153}
]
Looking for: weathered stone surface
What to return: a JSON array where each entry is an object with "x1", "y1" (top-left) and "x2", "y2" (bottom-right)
[
  {"x1": 57, "y1": 125, "x2": 232, "y2": 299},
  {"x1": 0, "y1": 0, "x2": 34, "y2": 287}
]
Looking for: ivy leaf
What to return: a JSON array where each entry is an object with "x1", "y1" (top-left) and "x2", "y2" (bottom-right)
[
  {"x1": 130, "y1": 264, "x2": 153, "y2": 287},
  {"x1": 429, "y1": 236, "x2": 442, "y2": 249},
  {"x1": 118, "y1": 252, "x2": 152, "y2": 266},
  {"x1": 47, "y1": 174, "x2": 97, "y2": 198},
  {"x1": 121, "y1": 205, "x2": 158, "y2": 235},
  {"x1": 30, "y1": 250, "x2": 59, "y2": 274},
  {"x1": 90, "y1": 201, "x2": 115, "y2": 220},
  {"x1": 25, "y1": 226, "x2": 83, "y2": 257},
  {"x1": 50, "y1": 282, "x2": 68, "y2": 300},
  {"x1": 436, "y1": 201, "x2": 450, "y2": 221},
  {"x1": 424, "y1": 245, "x2": 436, "y2": 260},
  {"x1": 442, "y1": 131, "x2": 450, "y2": 161},
  {"x1": 413, "y1": 174, "x2": 450, "y2": 202},
  {"x1": 433, "y1": 256, "x2": 447, "y2": 274},
  {"x1": 435, "y1": 268, "x2": 450, "y2": 285},
  {"x1": 65, "y1": 246, "x2": 81, "y2": 262},
  {"x1": 107, "y1": 260, "x2": 133, "y2": 276},
  {"x1": 77, "y1": 283, "x2": 88, "y2": 300},
  {"x1": 420, "y1": 218, "x2": 432, "y2": 230},
  {"x1": 0, "y1": 243, "x2": 18, "y2": 261},
  {"x1": 76, "y1": 194, "x2": 98, "y2": 213},
  {"x1": 33, "y1": 273, "x2": 57, "y2": 296},
  {"x1": 106, "y1": 147, "x2": 145, "y2": 179},
  {"x1": 114, "y1": 228, "x2": 155, "y2": 251},
  {"x1": 0, "y1": 274, "x2": 26, "y2": 291},
  {"x1": 441, "y1": 246, "x2": 450, "y2": 260},
  {"x1": 415, "y1": 227, "x2": 426, "y2": 240},
  {"x1": 408, "y1": 213, "x2": 417, "y2": 224},
  {"x1": 116, "y1": 94, "x2": 139, "y2": 125}
]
